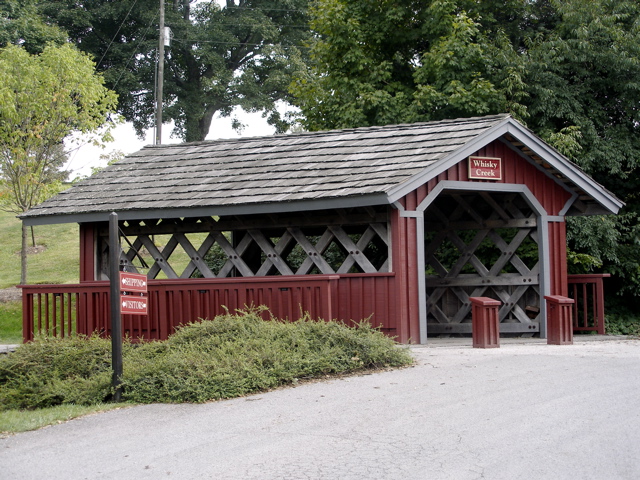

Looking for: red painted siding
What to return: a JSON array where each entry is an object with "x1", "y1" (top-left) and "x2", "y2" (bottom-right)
[
  {"x1": 79, "y1": 224, "x2": 96, "y2": 282},
  {"x1": 414, "y1": 140, "x2": 572, "y2": 215},
  {"x1": 390, "y1": 208, "x2": 420, "y2": 343},
  {"x1": 548, "y1": 222, "x2": 568, "y2": 296},
  {"x1": 335, "y1": 274, "x2": 397, "y2": 334}
]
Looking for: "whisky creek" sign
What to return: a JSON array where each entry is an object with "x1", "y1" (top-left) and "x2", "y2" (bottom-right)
[{"x1": 468, "y1": 156, "x2": 502, "y2": 181}]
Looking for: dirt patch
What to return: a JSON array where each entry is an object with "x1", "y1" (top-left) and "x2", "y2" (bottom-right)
[
  {"x1": 13, "y1": 245, "x2": 47, "y2": 256},
  {"x1": 16, "y1": 245, "x2": 47, "y2": 256},
  {"x1": 0, "y1": 287, "x2": 22, "y2": 303}
]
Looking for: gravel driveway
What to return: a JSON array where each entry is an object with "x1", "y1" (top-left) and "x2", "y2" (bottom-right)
[{"x1": 1, "y1": 337, "x2": 639, "y2": 480}]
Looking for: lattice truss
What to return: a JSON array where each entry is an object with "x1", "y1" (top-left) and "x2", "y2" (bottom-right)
[
  {"x1": 424, "y1": 192, "x2": 540, "y2": 332},
  {"x1": 98, "y1": 209, "x2": 390, "y2": 279}
]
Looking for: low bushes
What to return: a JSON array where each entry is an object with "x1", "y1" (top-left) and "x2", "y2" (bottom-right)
[{"x1": 0, "y1": 309, "x2": 412, "y2": 410}]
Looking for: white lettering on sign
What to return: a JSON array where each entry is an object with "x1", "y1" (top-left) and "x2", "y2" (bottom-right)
[
  {"x1": 472, "y1": 158, "x2": 498, "y2": 169},
  {"x1": 122, "y1": 299, "x2": 147, "y2": 310},
  {"x1": 468, "y1": 156, "x2": 502, "y2": 181},
  {"x1": 119, "y1": 272, "x2": 148, "y2": 294},
  {"x1": 121, "y1": 277, "x2": 146, "y2": 288}
]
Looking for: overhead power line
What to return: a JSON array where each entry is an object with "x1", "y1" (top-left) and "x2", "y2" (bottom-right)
[{"x1": 96, "y1": 0, "x2": 140, "y2": 70}]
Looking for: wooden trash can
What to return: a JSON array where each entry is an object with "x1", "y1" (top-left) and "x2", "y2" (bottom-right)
[
  {"x1": 545, "y1": 295, "x2": 575, "y2": 345},
  {"x1": 470, "y1": 297, "x2": 501, "y2": 348}
]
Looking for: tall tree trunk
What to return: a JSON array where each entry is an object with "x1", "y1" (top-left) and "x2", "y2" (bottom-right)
[{"x1": 21, "y1": 223, "x2": 28, "y2": 285}]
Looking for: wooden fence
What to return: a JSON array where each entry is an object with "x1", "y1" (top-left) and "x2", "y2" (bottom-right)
[
  {"x1": 567, "y1": 274, "x2": 610, "y2": 335},
  {"x1": 20, "y1": 274, "x2": 397, "y2": 342}
]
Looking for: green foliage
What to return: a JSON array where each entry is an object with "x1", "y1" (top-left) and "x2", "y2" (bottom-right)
[
  {"x1": 0, "y1": 403, "x2": 127, "y2": 436},
  {"x1": 567, "y1": 214, "x2": 640, "y2": 298},
  {"x1": 0, "y1": 335, "x2": 116, "y2": 410},
  {"x1": 0, "y1": 43, "x2": 118, "y2": 215},
  {"x1": 0, "y1": 311, "x2": 412, "y2": 410},
  {"x1": 0, "y1": 0, "x2": 67, "y2": 54},
  {"x1": 524, "y1": 0, "x2": 640, "y2": 181},
  {"x1": 291, "y1": 0, "x2": 524, "y2": 131},
  {"x1": 38, "y1": 0, "x2": 311, "y2": 141},
  {"x1": 604, "y1": 305, "x2": 640, "y2": 337},
  {"x1": 293, "y1": 0, "x2": 640, "y2": 304}
]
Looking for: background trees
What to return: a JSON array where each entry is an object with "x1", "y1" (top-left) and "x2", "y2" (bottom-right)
[
  {"x1": 0, "y1": 43, "x2": 118, "y2": 283},
  {"x1": 290, "y1": 0, "x2": 521, "y2": 130},
  {"x1": 39, "y1": 0, "x2": 311, "y2": 142},
  {"x1": 0, "y1": 0, "x2": 67, "y2": 53}
]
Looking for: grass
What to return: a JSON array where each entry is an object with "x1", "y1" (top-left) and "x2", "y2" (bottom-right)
[
  {"x1": 0, "y1": 301, "x2": 22, "y2": 344},
  {"x1": 0, "y1": 403, "x2": 129, "y2": 437},
  {"x1": 0, "y1": 209, "x2": 79, "y2": 288},
  {"x1": 0, "y1": 209, "x2": 80, "y2": 344}
]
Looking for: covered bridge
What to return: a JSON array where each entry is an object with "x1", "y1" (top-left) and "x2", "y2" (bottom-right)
[{"x1": 20, "y1": 114, "x2": 622, "y2": 343}]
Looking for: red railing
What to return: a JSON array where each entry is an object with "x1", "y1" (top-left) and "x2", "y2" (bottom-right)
[
  {"x1": 20, "y1": 274, "x2": 396, "y2": 342},
  {"x1": 567, "y1": 274, "x2": 610, "y2": 335}
]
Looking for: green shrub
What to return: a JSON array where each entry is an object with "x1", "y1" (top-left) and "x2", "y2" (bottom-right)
[
  {"x1": 0, "y1": 335, "x2": 118, "y2": 410},
  {"x1": 0, "y1": 310, "x2": 412, "y2": 410},
  {"x1": 605, "y1": 313, "x2": 640, "y2": 337}
]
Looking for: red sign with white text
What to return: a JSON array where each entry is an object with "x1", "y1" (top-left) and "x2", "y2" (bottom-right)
[
  {"x1": 119, "y1": 272, "x2": 148, "y2": 293},
  {"x1": 120, "y1": 295, "x2": 148, "y2": 315},
  {"x1": 468, "y1": 156, "x2": 502, "y2": 181}
]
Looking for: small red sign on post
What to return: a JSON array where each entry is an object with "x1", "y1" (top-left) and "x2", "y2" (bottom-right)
[
  {"x1": 120, "y1": 272, "x2": 148, "y2": 293},
  {"x1": 120, "y1": 295, "x2": 148, "y2": 315},
  {"x1": 468, "y1": 156, "x2": 502, "y2": 181},
  {"x1": 119, "y1": 272, "x2": 148, "y2": 315}
]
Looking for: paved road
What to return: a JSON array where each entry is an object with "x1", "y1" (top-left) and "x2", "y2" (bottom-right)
[{"x1": 2, "y1": 337, "x2": 639, "y2": 479}]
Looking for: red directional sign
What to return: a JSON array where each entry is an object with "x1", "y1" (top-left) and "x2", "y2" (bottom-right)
[
  {"x1": 120, "y1": 272, "x2": 148, "y2": 294},
  {"x1": 120, "y1": 295, "x2": 148, "y2": 315}
]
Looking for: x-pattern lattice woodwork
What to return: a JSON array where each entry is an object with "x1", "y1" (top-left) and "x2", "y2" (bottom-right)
[
  {"x1": 97, "y1": 208, "x2": 390, "y2": 280},
  {"x1": 424, "y1": 192, "x2": 540, "y2": 335}
]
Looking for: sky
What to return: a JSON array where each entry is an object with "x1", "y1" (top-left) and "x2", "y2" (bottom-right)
[
  {"x1": 64, "y1": 0, "x2": 280, "y2": 179},
  {"x1": 65, "y1": 110, "x2": 277, "y2": 179}
]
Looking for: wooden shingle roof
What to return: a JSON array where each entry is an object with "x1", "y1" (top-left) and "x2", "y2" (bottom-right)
[{"x1": 21, "y1": 114, "x2": 622, "y2": 225}]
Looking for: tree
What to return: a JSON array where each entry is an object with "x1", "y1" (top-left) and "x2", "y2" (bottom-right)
[
  {"x1": 0, "y1": 43, "x2": 118, "y2": 284},
  {"x1": 0, "y1": 0, "x2": 67, "y2": 53},
  {"x1": 290, "y1": 0, "x2": 526, "y2": 131},
  {"x1": 39, "y1": 0, "x2": 311, "y2": 142}
]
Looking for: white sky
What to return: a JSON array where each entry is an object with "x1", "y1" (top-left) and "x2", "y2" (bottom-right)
[
  {"x1": 65, "y1": 111, "x2": 277, "y2": 179},
  {"x1": 65, "y1": 0, "x2": 281, "y2": 179}
]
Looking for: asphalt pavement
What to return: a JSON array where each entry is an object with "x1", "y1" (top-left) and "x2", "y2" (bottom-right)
[{"x1": 1, "y1": 336, "x2": 639, "y2": 479}]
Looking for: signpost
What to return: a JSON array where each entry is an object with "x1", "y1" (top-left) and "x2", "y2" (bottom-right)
[
  {"x1": 109, "y1": 213, "x2": 123, "y2": 401},
  {"x1": 110, "y1": 215, "x2": 149, "y2": 402}
]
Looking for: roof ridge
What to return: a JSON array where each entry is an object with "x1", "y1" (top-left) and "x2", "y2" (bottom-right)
[{"x1": 142, "y1": 114, "x2": 512, "y2": 149}]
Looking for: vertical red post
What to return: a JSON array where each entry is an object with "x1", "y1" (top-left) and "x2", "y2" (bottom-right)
[
  {"x1": 545, "y1": 295, "x2": 574, "y2": 345},
  {"x1": 21, "y1": 289, "x2": 33, "y2": 342},
  {"x1": 470, "y1": 297, "x2": 501, "y2": 348}
]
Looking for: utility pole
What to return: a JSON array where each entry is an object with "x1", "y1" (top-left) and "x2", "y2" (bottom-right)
[{"x1": 155, "y1": 0, "x2": 165, "y2": 145}]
